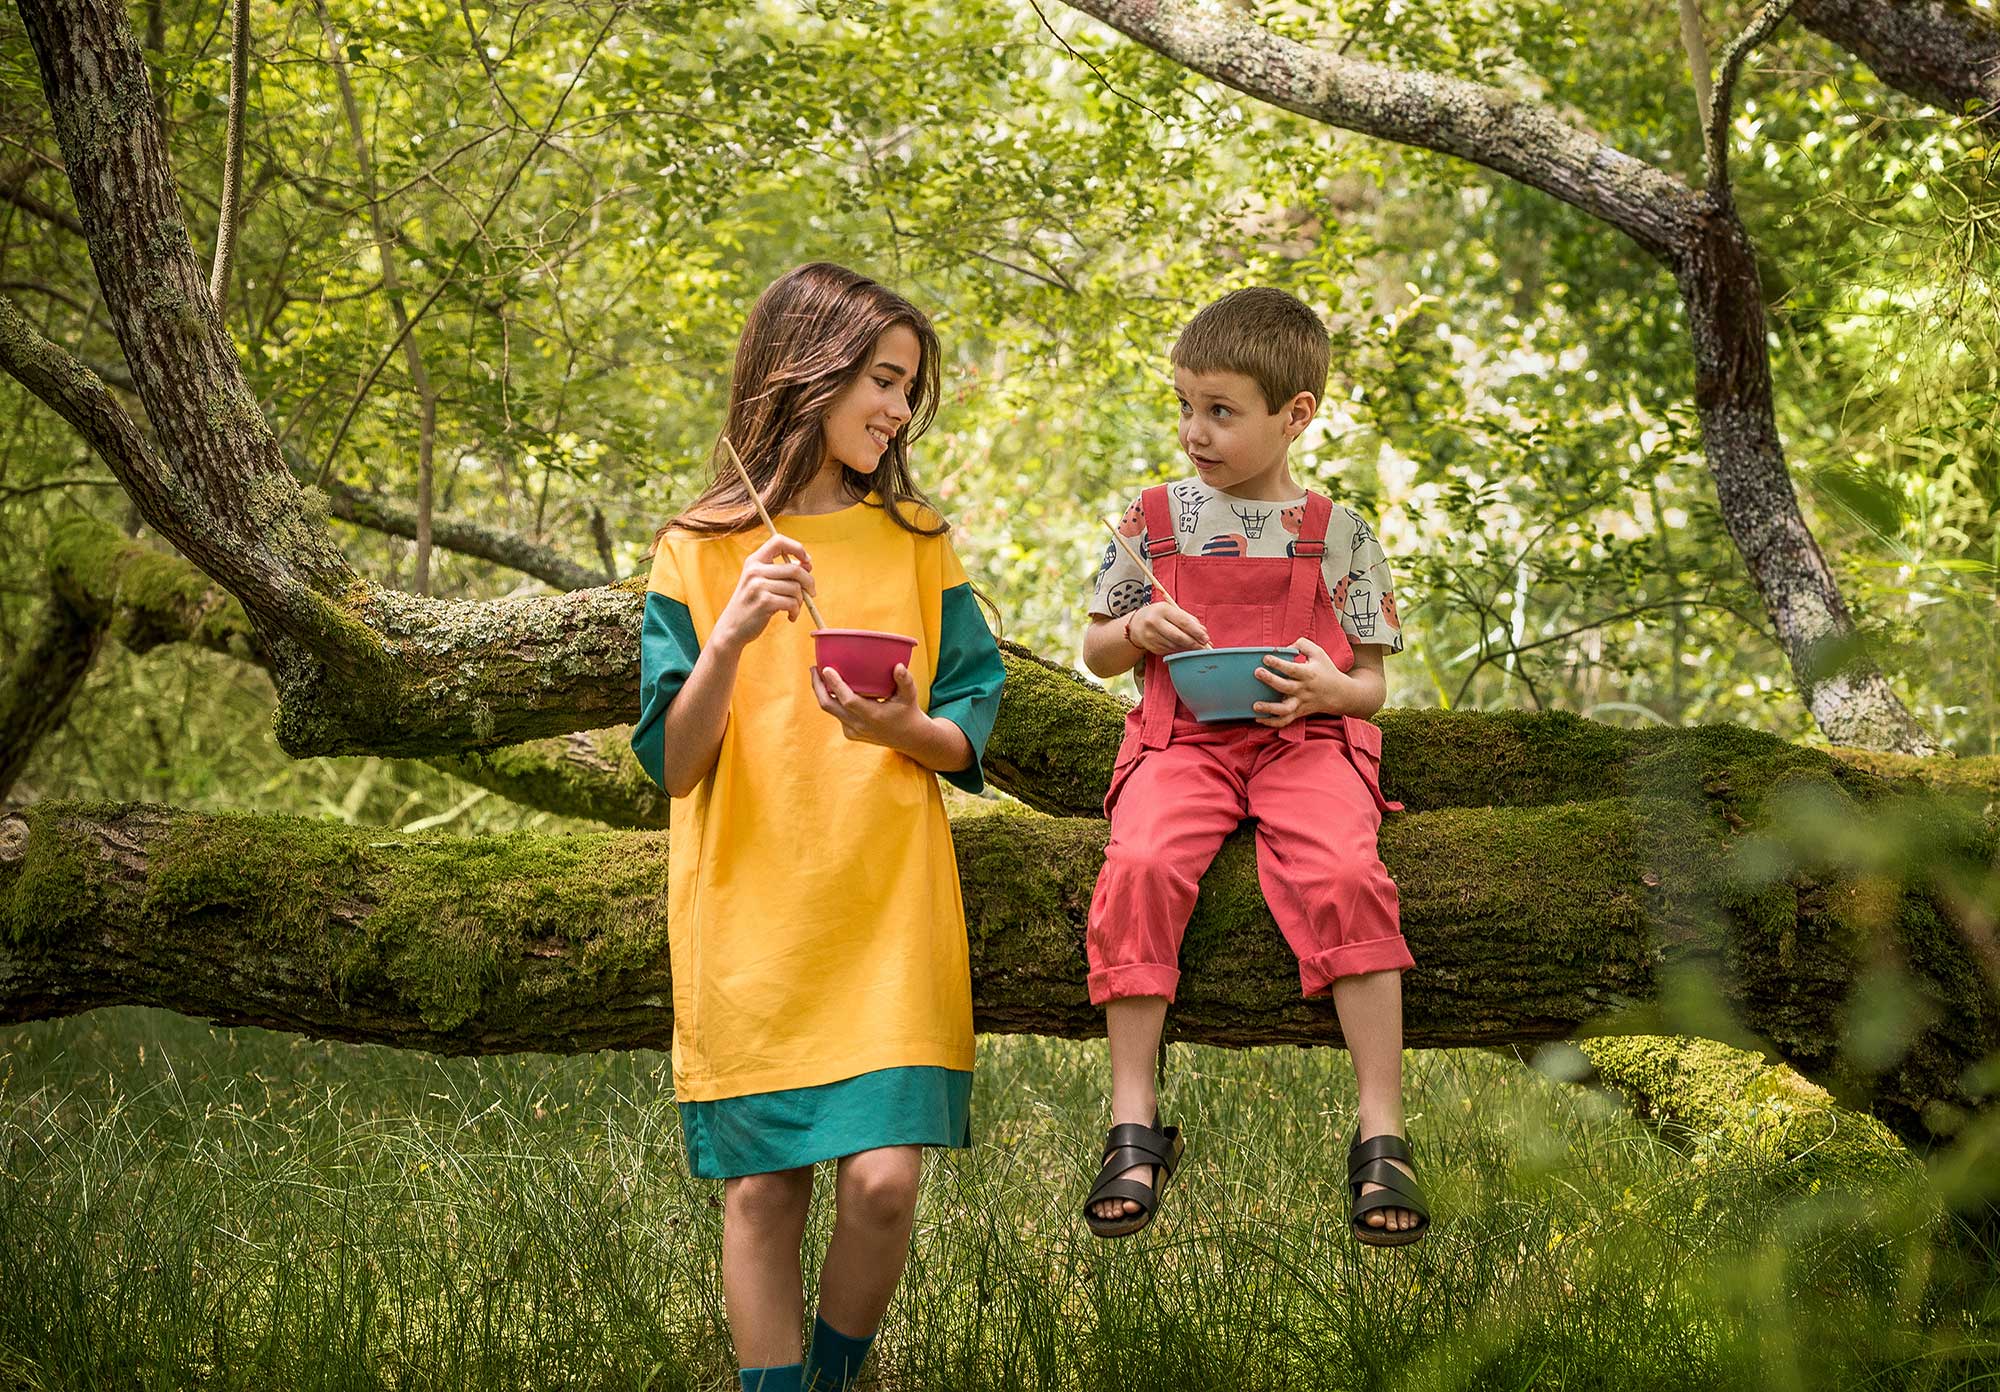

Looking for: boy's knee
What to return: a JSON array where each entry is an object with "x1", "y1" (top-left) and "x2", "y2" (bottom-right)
[{"x1": 1098, "y1": 838, "x2": 1192, "y2": 895}]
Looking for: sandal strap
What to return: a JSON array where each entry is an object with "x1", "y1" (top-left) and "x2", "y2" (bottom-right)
[
  {"x1": 1085, "y1": 1177, "x2": 1162, "y2": 1214},
  {"x1": 1102, "y1": 1123, "x2": 1178, "y2": 1171},
  {"x1": 1353, "y1": 1192, "x2": 1431, "y2": 1228},
  {"x1": 1348, "y1": 1132, "x2": 1413, "y2": 1175},
  {"x1": 1349, "y1": 1161, "x2": 1431, "y2": 1222}
]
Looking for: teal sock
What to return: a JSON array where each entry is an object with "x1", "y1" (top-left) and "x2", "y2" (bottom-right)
[
  {"x1": 803, "y1": 1313, "x2": 876, "y2": 1392},
  {"x1": 739, "y1": 1364, "x2": 803, "y2": 1392}
]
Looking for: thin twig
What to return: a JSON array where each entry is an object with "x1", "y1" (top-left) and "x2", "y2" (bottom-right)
[
  {"x1": 1706, "y1": 0, "x2": 1801, "y2": 204},
  {"x1": 1026, "y1": 0, "x2": 1169, "y2": 124},
  {"x1": 315, "y1": 1, "x2": 627, "y2": 483},
  {"x1": 208, "y1": 0, "x2": 251, "y2": 311}
]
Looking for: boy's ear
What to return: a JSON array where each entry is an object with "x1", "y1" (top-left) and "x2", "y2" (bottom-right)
[{"x1": 1285, "y1": 390, "x2": 1318, "y2": 439}]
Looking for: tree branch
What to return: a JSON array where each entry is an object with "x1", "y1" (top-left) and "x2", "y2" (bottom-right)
[
  {"x1": 1679, "y1": 0, "x2": 1716, "y2": 163},
  {"x1": 1707, "y1": 0, "x2": 1803, "y2": 204},
  {"x1": 1796, "y1": 0, "x2": 2000, "y2": 122},
  {"x1": 312, "y1": 0, "x2": 439, "y2": 594},
  {"x1": 4, "y1": 787, "x2": 1992, "y2": 1148},
  {"x1": 0, "y1": 172, "x2": 85, "y2": 239},
  {"x1": 207, "y1": 0, "x2": 250, "y2": 311},
  {"x1": 1059, "y1": 0, "x2": 1699, "y2": 261}
]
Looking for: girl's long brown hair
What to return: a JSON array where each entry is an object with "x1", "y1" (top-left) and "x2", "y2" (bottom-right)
[{"x1": 662, "y1": 262, "x2": 947, "y2": 543}]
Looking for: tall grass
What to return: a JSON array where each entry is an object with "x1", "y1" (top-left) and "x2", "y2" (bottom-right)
[{"x1": 2, "y1": 1010, "x2": 1992, "y2": 1390}]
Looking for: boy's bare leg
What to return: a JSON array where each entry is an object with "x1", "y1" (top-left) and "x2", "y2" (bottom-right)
[
  {"x1": 722, "y1": 1166, "x2": 815, "y2": 1365},
  {"x1": 817, "y1": 1145, "x2": 923, "y2": 1337},
  {"x1": 1091, "y1": 994, "x2": 1170, "y2": 1221},
  {"x1": 1329, "y1": 968, "x2": 1420, "y2": 1233}
]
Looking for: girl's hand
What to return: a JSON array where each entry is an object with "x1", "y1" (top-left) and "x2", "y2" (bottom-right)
[
  {"x1": 714, "y1": 533, "x2": 816, "y2": 653},
  {"x1": 1126, "y1": 601, "x2": 1210, "y2": 655},
  {"x1": 1252, "y1": 636, "x2": 1358, "y2": 727},
  {"x1": 811, "y1": 662, "x2": 931, "y2": 754}
]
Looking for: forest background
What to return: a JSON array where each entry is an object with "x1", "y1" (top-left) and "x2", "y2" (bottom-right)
[{"x1": 2, "y1": 0, "x2": 1998, "y2": 1387}]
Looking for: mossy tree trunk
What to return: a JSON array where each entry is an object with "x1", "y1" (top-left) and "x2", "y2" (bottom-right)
[{"x1": 6, "y1": 750, "x2": 1996, "y2": 1150}]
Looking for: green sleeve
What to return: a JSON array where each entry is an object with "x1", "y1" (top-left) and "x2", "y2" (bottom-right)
[
  {"x1": 928, "y1": 583, "x2": 1005, "y2": 795},
  {"x1": 630, "y1": 591, "x2": 699, "y2": 791}
]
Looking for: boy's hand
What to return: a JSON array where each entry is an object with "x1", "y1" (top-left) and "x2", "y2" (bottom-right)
[
  {"x1": 812, "y1": 662, "x2": 930, "y2": 754},
  {"x1": 1252, "y1": 636, "x2": 1359, "y2": 727},
  {"x1": 1126, "y1": 601, "x2": 1209, "y2": 655}
]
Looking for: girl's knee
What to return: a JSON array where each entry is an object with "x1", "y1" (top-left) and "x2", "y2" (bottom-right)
[
  {"x1": 838, "y1": 1149, "x2": 921, "y2": 1231},
  {"x1": 725, "y1": 1167, "x2": 812, "y2": 1229}
]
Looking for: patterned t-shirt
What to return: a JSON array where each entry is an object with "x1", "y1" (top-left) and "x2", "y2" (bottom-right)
[{"x1": 1088, "y1": 477, "x2": 1403, "y2": 652}]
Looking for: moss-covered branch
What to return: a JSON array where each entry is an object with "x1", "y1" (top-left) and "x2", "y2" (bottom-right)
[
  {"x1": 0, "y1": 595, "x2": 104, "y2": 800},
  {"x1": 5, "y1": 783, "x2": 1994, "y2": 1146},
  {"x1": 1579, "y1": 1035, "x2": 1911, "y2": 1188},
  {"x1": 25, "y1": 529, "x2": 1998, "y2": 832}
]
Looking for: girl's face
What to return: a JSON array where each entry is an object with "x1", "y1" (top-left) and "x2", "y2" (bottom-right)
[{"x1": 822, "y1": 324, "x2": 921, "y2": 475}]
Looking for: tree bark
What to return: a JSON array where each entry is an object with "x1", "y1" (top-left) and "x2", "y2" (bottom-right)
[
  {"x1": 4, "y1": 786, "x2": 1992, "y2": 1148},
  {"x1": 1795, "y1": 0, "x2": 2000, "y2": 119},
  {"x1": 8, "y1": 0, "x2": 632, "y2": 759},
  {"x1": 21, "y1": 520, "x2": 1999, "y2": 829},
  {"x1": 0, "y1": 596, "x2": 104, "y2": 800},
  {"x1": 1675, "y1": 209, "x2": 1941, "y2": 752},
  {"x1": 1578, "y1": 1035, "x2": 1911, "y2": 1187}
]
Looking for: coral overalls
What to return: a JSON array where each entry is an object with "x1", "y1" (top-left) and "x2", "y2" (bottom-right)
[{"x1": 1086, "y1": 485, "x2": 1414, "y2": 1004}]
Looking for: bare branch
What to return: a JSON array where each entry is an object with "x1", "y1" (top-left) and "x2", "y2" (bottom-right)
[
  {"x1": 1707, "y1": 0, "x2": 1803, "y2": 203},
  {"x1": 207, "y1": 0, "x2": 251, "y2": 311},
  {"x1": 0, "y1": 294, "x2": 171, "y2": 504},
  {"x1": 314, "y1": 2, "x2": 628, "y2": 478},
  {"x1": 1679, "y1": 0, "x2": 1715, "y2": 158},
  {"x1": 312, "y1": 0, "x2": 440, "y2": 594},
  {"x1": 1797, "y1": 0, "x2": 2000, "y2": 122},
  {"x1": 0, "y1": 173, "x2": 85, "y2": 238}
]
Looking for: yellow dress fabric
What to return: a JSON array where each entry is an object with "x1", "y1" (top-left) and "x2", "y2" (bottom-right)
[{"x1": 643, "y1": 499, "x2": 984, "y2": 1103}]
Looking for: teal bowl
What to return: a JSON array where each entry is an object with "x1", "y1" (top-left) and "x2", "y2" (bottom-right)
[{"x1": 1162, "y1": 646, "x2": 1300, "y2": 722}]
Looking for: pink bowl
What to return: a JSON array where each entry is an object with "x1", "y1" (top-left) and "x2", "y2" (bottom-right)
[{"x1": 812, "y1": 628, "x2": 917, "y2": 698}]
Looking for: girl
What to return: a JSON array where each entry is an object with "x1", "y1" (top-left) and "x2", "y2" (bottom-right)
[{"x1": 631, "y1": 263, "x2": 1006, "y2": 1392}]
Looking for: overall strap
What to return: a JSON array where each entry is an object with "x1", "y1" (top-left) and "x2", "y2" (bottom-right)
[
  {"x1": 1136, "y1": 484, "x2": 1180, "y2": 749},
  {"x1": 1279, "y1": 492, "x2": 1335, "y2": 642},
  {"x1": 1139, "y1": 485, "x2": 1179, "y2": 565}
]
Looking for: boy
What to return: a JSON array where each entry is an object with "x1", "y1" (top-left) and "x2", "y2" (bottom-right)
[{"x1": 1080, "y1": 287, "x2": 1428, "y2": 1247}]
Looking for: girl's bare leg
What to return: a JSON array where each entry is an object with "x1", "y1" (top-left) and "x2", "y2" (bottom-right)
[
  {"x1": 815, "y1": 1145, "x2": 924, "y2": 1335},
  {"x1": 722, "y1": 1166, "x2": 815, "y2": 1365}
]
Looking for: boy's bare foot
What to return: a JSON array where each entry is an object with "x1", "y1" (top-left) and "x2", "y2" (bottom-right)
[
  {"x1": 1082, "y1": 1118, "x2": 1183, "y2": 1238},
  {"x1": 1357, "y1": 1151, "x2": 1420, "y2": 1233}
]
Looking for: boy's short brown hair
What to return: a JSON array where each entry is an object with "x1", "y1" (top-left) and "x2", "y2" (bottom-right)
[{"x1": 1170, "y1": 287, "x2": 1329, "y2": 414}]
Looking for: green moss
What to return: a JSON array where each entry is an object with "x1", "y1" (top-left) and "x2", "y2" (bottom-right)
[
  {"x1": 138, "y1": 810, "x2": 672, "y2": 1035},
  {"x1": 1580, "y1": 1035, "x2": 1910, "y2": 1189},
  {"x1": 4, "y1": 804, "x2": 117, "y2": 948}
]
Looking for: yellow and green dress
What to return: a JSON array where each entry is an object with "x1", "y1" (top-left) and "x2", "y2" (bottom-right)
[{"x1": 631, "y1": 496, "x2": 1006, "y2": 1179}]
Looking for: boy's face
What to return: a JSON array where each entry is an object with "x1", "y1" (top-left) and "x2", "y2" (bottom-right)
[{"x1": 1174, "y1": 367, "x2": 1314, "y2": 497}]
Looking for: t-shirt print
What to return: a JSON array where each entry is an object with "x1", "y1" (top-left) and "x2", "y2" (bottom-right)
[{"x1": 1088, "y1": 476, "x2": 1403, "y2": 652}]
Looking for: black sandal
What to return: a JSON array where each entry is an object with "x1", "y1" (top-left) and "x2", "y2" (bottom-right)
[
  {"x1": 1348, "y1": 1132, "x2": 1431, "y2": 1248},
  {"x1": 1082, "y1": 1116, "x2": 1184, "y2": 1239}
]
